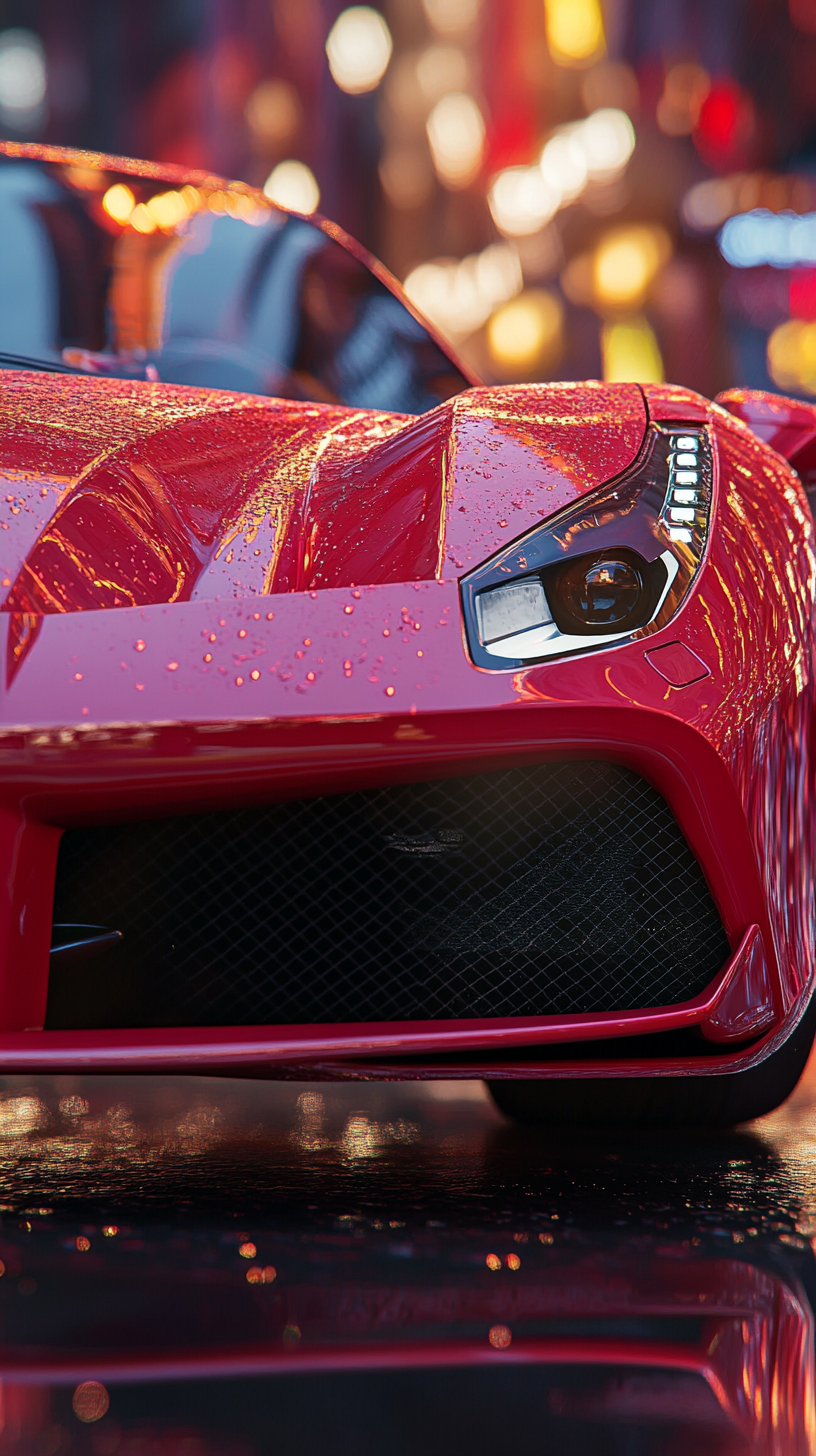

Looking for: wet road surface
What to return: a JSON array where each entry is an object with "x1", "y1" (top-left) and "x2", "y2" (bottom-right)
[{"x1": 2, "y1": 1066, "x2": 816, "y2": 1452}]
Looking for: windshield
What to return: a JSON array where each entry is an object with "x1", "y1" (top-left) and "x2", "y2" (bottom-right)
[{"x1": 0, "y1": 153, "x2": 471, "y2": 414}]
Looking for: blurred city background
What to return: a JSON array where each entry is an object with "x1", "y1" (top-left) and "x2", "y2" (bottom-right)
[{"x1": 0, "y1": 0, "x2": 815, "y2": 397}]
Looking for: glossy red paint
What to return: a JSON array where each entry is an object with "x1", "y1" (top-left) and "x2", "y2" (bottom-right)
[
  {"x1": 700, "y1": 925, "x2": 775, "y2": 1043},
  {"x1": 717, "y1": 387, "x2": 816, "y2": 466},
  {"x1": 0, "y1": 376, "x2": 811, "y2": 1076},
  {"x1": 0, "y1": 144, "x2": 813, "y2": 1086}
]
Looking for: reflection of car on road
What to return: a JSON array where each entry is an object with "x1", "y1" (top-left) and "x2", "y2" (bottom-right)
[
  {"x1": 1, "y1": 1232, "x2": 813, "y2": 1455},
  {"x1": 1, "y1": 143, "x2": 816, "y2": 1125}
]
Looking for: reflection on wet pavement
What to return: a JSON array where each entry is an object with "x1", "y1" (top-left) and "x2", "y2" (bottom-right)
[{"x1": 1, "y1": 1068, "x2": 816, "y2": 1452}]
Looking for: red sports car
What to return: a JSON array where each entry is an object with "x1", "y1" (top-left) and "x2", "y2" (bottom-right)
[{"x1": 0, "y1": 141, "x2": 815, "y2": 1126}]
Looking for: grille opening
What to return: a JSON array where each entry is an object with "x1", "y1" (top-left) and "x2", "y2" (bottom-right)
[{"x1": 46, "y1": 760, "x2": 731, "y2": 1031}]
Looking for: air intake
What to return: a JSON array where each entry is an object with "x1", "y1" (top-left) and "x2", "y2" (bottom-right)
[{"x1": 47, "y1": 760, "x2": 730, "y2": 1030}]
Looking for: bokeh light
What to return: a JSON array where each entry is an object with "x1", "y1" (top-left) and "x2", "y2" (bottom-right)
[
  {"x1": 487, "y1": 290, "x2": 564, "y2": 376},
  {"x1": 543, "y1": 0, "x2": 606, "y2": 66},
  {"x1": 540, "y1": 130, "x2": 587, "y2": 201},
  {"x1": 489, "y1": 1323, "x2": 513, "y2": 1348},
  {"x1": 146, "y1": 190, "x2": 189, "y2": 229},
  {"x1": 102, "y1": 183, "x2": 135, "y2": 224},
  {"x1": 426, "y1": 92, "x2": 485, "y2": 188},
  {"x1": 592, "y1": 225, "x2": 671, "y2": 309},
  {"x1": 578, "y1": 108, "x2": 636, "y2": 177},
  {"x1": 263, "y1": 160, "x2": 320, "y2": 214},
  {"x1": 72, "y1": 1382, "x2": 110, "y2": 1424},
  {"x1": 768, "y1": 319, "x2": 816, "y2": 395},
  {"x1": 488, "y1": 166, "x2": 558, "y2": 236},
  {"x1": 404, "y1": 243, "x2": 522, "y2": 339},
  {"x1": 0, "y1": 28, "x2": 46, "y2": 128},
  {"x1": 719, "y1": 209, "x2": 816, "y2": 268},
  {"x1": 326, "y1": 7, "x2": 393, "y2": 95},
  {"x1": 601, "y1": 316, "x2": 664, "y2": 383},
  {"x1": 129, "y1": 202, "x2": 157, "y2": 234}
]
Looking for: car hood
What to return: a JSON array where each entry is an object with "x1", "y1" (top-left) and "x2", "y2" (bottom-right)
[{"x1": 0, "y1": 372, "x2": 647, "y2": 621}]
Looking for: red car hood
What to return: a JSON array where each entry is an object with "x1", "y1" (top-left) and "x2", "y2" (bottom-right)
[{"x1": 0, "y1": 373, "x2": 647, "y2": 628}]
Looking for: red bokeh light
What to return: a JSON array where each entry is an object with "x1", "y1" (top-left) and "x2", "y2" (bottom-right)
[
  {"x1": 791, "y1": 269, "x2": 816, "y2": 321},
  {"x1": 693, "y1": 78, "x2": 755, "y2": 171}
]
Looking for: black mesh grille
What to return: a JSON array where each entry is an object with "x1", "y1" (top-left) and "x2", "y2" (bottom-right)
[{"x1": 47, "y1": 760, "x2": 731, "y2": 1030}]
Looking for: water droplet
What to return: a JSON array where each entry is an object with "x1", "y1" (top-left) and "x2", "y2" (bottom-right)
[
  {"x1": 351, "y1": 590, "x2": 361, "y2": 599},
  {"x1": 304, "y1": 638, "x2": 312, "y2": 646},
  {"x1": 383, "y1": 629, "x2": 390, "y2": 637},
  {"x1": 74, "y1": 673, "x2": 83, "y2": 681},
  {"x1": 250, "y1": 669, "x2": 261, "y2": 681},
  {"x1": 235, "y1": 676, "x2": 244, "y2": 686},
  {"x1": 166, "y1": 662, "x2": 178, "y2": 672},
  {"x1": 266, "y1": 612, "x2": 274, "y2": 620},
  {"x1": 417, "y1": 650, "x2": 423, "y2": 658},
  {"x1": 306, "y1": 671, "x2": 315, "y2": 682},
  {"x1": 203, "y1": 653, "x2": 212, "y2": 663},
  {"x1": 134, "y1": 640, "x2": 146, "y2": 652},
  {"x1": 238, "y1": 629, "x2": 247, "y2": 639},
  {"x1": 385, "y1": 685, "x2": 395, "y2": 697},
  {"x1": 135, "y1": 683, "x2": 144, "y2": 691},
  {"x1": 344, "y1": 605, "x2": 354, "y2": 615}
]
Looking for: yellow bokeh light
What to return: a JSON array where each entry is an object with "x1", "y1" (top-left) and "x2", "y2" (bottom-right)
[
  {"x1": 768, "y1": 319, "x2": 816, "y2": 396},
  {"x1": 543, "y1": 0, "x2": 606, "y2": 66},
  {"x1": 601, "y1": 316, "x2": 664, "y2": 383},
  {"x1": 487, "y1": 289, "x2": 564, "y2": 375},
  {"x1": 129, "y1": 202, "x2": 157, "y2": 235},
  {"x1": 426, "y1": 92, "x2": 485, "y2": 188},
  {"x1": 593, "y1": 225, "x2": 671, "y2": 308},
  {"x1": 326, "y1": 6, "x2": 393, "y2": 94},
  {"x1": 145, "y1": 190, "x2": 189, "y2": 230},
  {"x1": 486, "y1": 1252, "x2": 502, "y2": 1270},
  {"x1": 102, "y1": 183, "x2": 135, "y2": 224},
  {"x1": 180, "y1": 184, "x2": 203, "y2": 213},
  {"x1": 263, "y1": 160, "x2": 320, "y2": 215}
]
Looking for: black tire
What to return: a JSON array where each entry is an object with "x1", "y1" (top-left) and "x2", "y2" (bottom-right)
[{"x1": 488, "y1": 992, "x2": 816, "y2": 1129}]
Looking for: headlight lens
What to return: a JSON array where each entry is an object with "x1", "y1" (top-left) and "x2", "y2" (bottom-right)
[{"x1": 461, "y1": 423, "x2": 711, "y2": 667}]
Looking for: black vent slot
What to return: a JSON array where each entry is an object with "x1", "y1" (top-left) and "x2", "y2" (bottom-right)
[{"x1": 47, "y1": 761, "x2": 730, "y2": 1030}]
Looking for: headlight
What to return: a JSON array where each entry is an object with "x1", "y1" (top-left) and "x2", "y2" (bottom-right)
[{"x1": 461, "y1": 425, "x2": 710, "y2": 668}]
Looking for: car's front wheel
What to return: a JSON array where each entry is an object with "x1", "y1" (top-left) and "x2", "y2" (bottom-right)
[{"x1": 488, "y1": 993, "x2": 816, "y2": 1128}]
